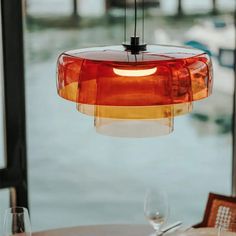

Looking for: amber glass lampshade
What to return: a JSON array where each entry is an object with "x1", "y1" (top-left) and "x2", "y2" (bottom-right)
[
  {"x1": 95, "y1": 117, "x2": 174, "y2": 138},
  {"x1": 77, "y1": 102, "x2": 192, "y2": 137},
  {"x1": 77, "y1": 103, "x2": 193, "y2": 119}
]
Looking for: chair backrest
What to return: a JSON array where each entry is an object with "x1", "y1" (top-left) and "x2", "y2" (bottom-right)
[{"x1": 200, "y1": 193, "x2": 236, "y2": 231}]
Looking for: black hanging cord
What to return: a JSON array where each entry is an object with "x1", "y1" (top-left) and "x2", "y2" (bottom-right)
[
  {"x1": 142, "y1": 0, "x2": 145, "y2": 44},
  {"x1": 122, "y1": 0, "x2": 146, "y2": 53},
  {"x1": 124, "y1": 0, "x2": 127, "y2": 42},
  {"x1": 134, "y1": 0, "x2": 137, "y2": 38}
]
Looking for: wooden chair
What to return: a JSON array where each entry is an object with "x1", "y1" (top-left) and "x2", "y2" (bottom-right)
[{"x1": 193, "y1": 193, "x2": 236, "y2": 232}]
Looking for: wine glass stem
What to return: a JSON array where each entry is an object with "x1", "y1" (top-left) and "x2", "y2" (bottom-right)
[{"x1": 218, "y1": 227, "x2": 223, "y2": 236}]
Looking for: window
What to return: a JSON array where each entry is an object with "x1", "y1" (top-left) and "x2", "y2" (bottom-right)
[{"x1": 21, "y1": 0, "x2": 236, "y2": 231}]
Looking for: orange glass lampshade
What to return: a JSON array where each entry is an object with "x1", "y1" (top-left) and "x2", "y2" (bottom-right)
[
  {"x1": 57, "y1": 44, "x2": 213, "y2": 137},
  {"x1": 57, "y1": 45, "x2": 213, "y2": 106}
]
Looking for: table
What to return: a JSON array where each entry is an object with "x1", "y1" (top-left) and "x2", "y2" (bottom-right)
[
  {"x1": 33, "y1": 224, "x2": 153, "y2": 236},
  {"x1": 32, "y1": 224, "x2": 236, "y2": 236}
]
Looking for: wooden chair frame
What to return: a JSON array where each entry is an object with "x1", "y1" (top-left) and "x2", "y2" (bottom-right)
[{"x1": 194, "y1": 192, "x2": 236, "y2": 228}]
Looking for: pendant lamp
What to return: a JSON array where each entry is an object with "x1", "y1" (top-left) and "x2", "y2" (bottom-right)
[{"x1": 56, "y1": 0, "x2": 213, "y2": 138}]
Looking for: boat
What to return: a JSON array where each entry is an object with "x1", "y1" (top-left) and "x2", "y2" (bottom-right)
[{"x1": 184, "y1": 18, "x2": 235, "y2": 69}]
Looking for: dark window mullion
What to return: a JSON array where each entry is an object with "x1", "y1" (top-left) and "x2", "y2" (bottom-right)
[{"x1": 0, "y1": 0, "x2": 28, "y2": 208}]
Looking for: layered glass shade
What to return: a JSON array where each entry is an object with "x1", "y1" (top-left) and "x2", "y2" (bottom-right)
[
  {"x1": 77, "y1": 103, "x2": 193, "y2": 119},
  {"x1": 57, "y1": 45, "x2": 213, "y2": 137},
  {"x1": 95, "y1": 117, "x2": 174, "y2": 138},
  {"x1": 57, "y1": 45, "x2": 213, "y2": 106}
]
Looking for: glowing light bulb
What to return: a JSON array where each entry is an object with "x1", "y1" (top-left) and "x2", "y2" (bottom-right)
[{"x1": 113, "y1": 67, "x2": 157, "y2": 77}]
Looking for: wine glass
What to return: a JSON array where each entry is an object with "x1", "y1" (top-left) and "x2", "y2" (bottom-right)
[
  {"x1": 144, "y1": 189, "x2": 169, "y2": 236},
  {"x1": 3, "y1": 207, "x2": 31, "y2": 236}
]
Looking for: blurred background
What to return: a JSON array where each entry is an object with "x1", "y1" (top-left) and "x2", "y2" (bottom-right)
[{"x1": 0, "y1": 0, "x2": 235, "y2": 232}]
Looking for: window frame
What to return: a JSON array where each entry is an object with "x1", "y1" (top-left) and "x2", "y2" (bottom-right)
[{"x1": 0, "y1": 0, "x2": 28, "y2": 208}]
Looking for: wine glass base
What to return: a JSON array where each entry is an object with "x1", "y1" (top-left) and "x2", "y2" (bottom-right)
[
  {"x1": 148, "y1": 233, "x2": 156, "y2": 236},
  {"x1": 149, "y1": 232, "x2": 163, "y2": 236}
]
